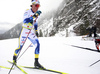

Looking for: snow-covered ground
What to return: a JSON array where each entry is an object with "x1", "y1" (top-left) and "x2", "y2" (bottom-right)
[{"x1": 0, "y1": 36, "x2": 100, "y2": 74}]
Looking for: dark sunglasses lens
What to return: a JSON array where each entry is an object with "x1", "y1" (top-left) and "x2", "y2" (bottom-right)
[{"x1": 35, "y1": 4, "x2": 40, "y2": 7}]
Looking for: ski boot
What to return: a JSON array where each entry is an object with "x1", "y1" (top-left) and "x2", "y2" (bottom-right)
[
  {"x1": 34, "y1": 58, "x2": 44, "y2": 69},
  {"x1": 13, "y1": 55, "x2": 17, "y2": 64}
]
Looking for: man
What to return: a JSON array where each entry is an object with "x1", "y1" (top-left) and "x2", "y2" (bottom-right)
[
  {"x1": 86, "y1": 26, "x2": 92, "y2": 37},
  {"x1": 13, "y1": 0, "x2": 44, "y2": 69},
  {"x1": 95, "y1": 37, "x2": 100, "y2": 52},
  {"x1": 92, "y1": 25, "x2": 97, "y2": 37}
]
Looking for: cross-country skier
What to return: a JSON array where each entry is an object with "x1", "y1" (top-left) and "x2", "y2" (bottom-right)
[
  {"x1": 13, "y1": 0, "x2": 44, "y2": 69},
  {"x1": 95, "y1": 37, "x2": 100, "y2": 52},
  {"x1": 92, "y1": 25, "x2": 97, "y2": 37}
]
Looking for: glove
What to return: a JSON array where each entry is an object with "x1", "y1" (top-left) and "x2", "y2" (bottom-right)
[
  {"x1": 13, "y1": 55, "x2": 17, "y2": 63},
  {"x1": 35, "y1": 31, "x2": 38, "y2": 37},
  {"x1": 33, "y1": 10, "x2": 42, "y2": 18}
]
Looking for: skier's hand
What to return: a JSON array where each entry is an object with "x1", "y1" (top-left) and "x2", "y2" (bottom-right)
[
  {"x1": 35, "y1": 31, "x2": 38, "y2": 37},
  {"x1": 33, "y1": 10, "x2": 42, "y2": 18}
]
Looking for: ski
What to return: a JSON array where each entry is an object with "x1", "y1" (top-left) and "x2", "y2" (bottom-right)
[
  {"x1": 20, "y1": 65, "x2": 68, "y2": 74},
  {"x1": 8, "y1": 60, "x2": 27, "y2": 74},
  {"x1": 89, "y1": 59, "x2": 100, "y2": 67},
  {"x1": 0, "y1": 66, "x2": 14, "y2": 69},
  {"x1": 70, "y1": 45, "x2": 99, "y2": 52},
  {"x1": 65, "y1": 44, "x2": 99, "y2": 53}
]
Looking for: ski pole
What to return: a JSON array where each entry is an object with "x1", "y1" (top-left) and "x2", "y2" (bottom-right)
[
  {"x1": 8, "y1": 64, "x2": 15, "y2": 74},
  {"x1": 8, "y1": 17, "x2": 38, "y2": 74},
  {"x1": 18, "y1": 37, "x2": 39, "y2": 60},
  {"x1": 17, "y1": 17, "x2": 38, "y2": 59},
  {"x1": 89, "y1": 59, "x2": 100, "y2": 67}
]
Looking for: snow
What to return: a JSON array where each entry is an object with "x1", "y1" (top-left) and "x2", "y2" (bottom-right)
[
  {"x1": 90, "y1": 0, "x2": 97, "y2": 5},
  {"x1": 55, "y1": 30, "x2": 67, "y2": 37},
  {"x1": 0, "y1": 36, "x2": 100, "y2": 74},
  {"x1": 39, "y1": 18, "x2": 53, "y2": 36},
  {"x1": 89, "y1": 7, "x2": 97, "y2": 12}
]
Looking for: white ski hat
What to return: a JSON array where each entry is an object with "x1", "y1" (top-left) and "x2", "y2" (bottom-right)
[{"x1": 31, "y1": 0, "x2": 40, "y2": 5}]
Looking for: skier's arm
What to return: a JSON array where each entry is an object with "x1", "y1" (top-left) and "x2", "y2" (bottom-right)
[
  {"x1": 34, "y1": 22, "x2": 38, "y2": 31},
  {"x1": 23, "y1": 17, "x2": 33, "y2": 23},
  {"x1": 34, "y1": 22, "x2": 38, "y2": 37},
  {"x1": 23, "y1": 10, "x2": 42, "y2": 23}
]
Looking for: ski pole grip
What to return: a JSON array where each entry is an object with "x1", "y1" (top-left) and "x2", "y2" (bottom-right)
[{"x1": 33, "y1": 10, "x2": 42, "y2": 18}]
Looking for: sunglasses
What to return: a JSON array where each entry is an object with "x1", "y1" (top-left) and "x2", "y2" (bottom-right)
[{"x1": 35, "y1": 4, "x2": 40, "y2": 8}]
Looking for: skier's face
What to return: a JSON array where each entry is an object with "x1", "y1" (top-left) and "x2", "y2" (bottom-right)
[{"x1": 32, "y1": 4, "x2": 40, "y2": 13}]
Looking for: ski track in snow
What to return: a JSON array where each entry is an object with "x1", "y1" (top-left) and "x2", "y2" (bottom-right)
[{"x1": 0, "y1": 36, "x2": 100, "y2": 74}]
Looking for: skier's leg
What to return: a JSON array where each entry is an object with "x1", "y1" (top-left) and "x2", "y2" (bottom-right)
[
  {"x1": 13, "y1": 28, "x2": 30, "y2": 62},
  {"x1": 28, "y1": 37, "x2": 40, "y2": 58},
  {"x1": 28, "y1": 31, "x2": 44, "y2": 68},
  {"x1": 96, "y1": 43, "x2": 99, "y2": 51},
  {"x1": 34, "y1": 39, "x2": 44, "y2": 68}
]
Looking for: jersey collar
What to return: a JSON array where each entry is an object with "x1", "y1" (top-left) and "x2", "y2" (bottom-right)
[{"x1": 31, "y1": 9, "x2": 34, "y2": 13}]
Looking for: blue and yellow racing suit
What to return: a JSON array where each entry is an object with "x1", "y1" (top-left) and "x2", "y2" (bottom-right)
[{"x1": 14, "y1": 9, "x2": 40, "y2": 58}]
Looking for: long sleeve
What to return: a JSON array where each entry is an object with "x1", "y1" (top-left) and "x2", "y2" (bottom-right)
[
  {"x1": 23, "y1": 17, "x2": 33, "y2": 23},
  {"x1": 23, "y1": 9, "x2": 34, "y2": 24},
  {"x1": 22, "y1": 9, "x2": 39, "y2": 30},
  {"x1": 34, "y1": 22, "x2": 38, "y2": 30}
]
